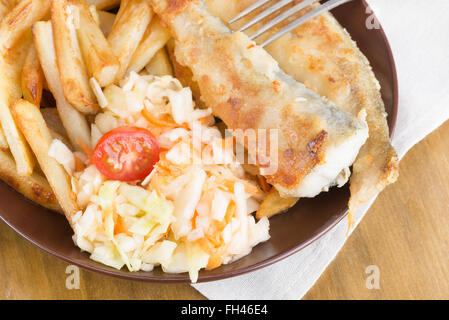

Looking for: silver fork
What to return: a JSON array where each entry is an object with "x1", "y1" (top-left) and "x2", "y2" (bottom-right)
[{"x1": 229, "y1": 0, "x2": 354, "y2": 47}]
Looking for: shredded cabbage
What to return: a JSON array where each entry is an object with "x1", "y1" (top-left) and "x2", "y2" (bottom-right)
[
  {"x1": 71, "y1": 72, "x2": 270, "y2": 282},
  {"x1": 48, "y1": 139, "x2": 75, "y2": 175}
]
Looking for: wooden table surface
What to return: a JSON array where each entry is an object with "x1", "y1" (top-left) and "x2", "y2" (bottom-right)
[{"x1": 1, "y1": 121, "x2": 448, "y2": 300}]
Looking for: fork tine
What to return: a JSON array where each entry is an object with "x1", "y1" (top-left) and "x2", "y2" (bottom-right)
[
  {"x1": 238, "y1": 0, "x2": 295, "y2": 33},
  {"x1": 249, "y1": 0, "x2": 316, "y2": 40},
  {"x1": 228, "y1": 0, "x2": 271, "y2": 24},
  {"x1": 261, "y1": 0, "x2": 353, "y2": 47}
]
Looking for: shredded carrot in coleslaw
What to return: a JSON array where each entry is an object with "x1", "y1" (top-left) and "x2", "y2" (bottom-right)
[{"x1": 69, "y1": 72, "x2": 271, "y2": 283}]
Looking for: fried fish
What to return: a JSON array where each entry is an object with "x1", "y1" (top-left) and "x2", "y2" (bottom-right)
[
  {"x1": 169, "y1": 0, "x2": 399, "y2": 221},
  {"x1": 150, "y1": 0, "x2": 369, "y2": 199}
]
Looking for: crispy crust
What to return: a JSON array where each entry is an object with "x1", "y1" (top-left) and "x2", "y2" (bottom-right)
[
  {"x1": 165, "y1": 0, "x2": 191, "y2": 14},
  {"x1": 22, "y1": 44, "x2": 44, "y2": 106},
  {"x1": 151, "y1": 0, "x2": 367, "y2": 193},
  {"x1": 169, "y1": 0, "x2": 398, "y2": 213},
  {"x1": 166, "y1": 38, "x2": 205, "y2": 108},
  {"x1": 0, "y1": 149, "x2": 61, "y2": 212},
  {"x1": 260, "y1": 5, "x2": 399, "y2": 212}
]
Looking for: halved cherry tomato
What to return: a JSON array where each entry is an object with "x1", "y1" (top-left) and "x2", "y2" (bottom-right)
[{"x1": 92, "y1": 126, "x2": 160, "y2": 181}]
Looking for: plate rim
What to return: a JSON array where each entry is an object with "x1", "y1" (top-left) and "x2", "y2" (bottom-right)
[{"x1": 0, "y1": 0, "x2": 398, "y2": 283}]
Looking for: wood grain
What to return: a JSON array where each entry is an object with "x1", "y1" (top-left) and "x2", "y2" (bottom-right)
[
  {"x1": 0, "y1": 121, "x2": 448, "y2": 300},
  {"x1": 305, "y1": 120, "x2": 449, "y2": 300}
]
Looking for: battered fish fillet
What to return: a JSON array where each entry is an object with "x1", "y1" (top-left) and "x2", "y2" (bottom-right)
[
  {"x1": 171, "y1": 0, "x2": 399, "y2": 220},
  {"x1": 150, "y1": 0, "x2": 369, "y2": 198}
]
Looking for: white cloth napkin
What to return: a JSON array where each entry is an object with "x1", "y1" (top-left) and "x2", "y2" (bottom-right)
[{"x1": 193, "y1": 0, "x2": 449, "y2": 299}]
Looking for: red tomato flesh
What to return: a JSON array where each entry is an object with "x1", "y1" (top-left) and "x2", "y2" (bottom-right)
[{"x1": 93, "y1": 126, "x2": 160, "y2": 181}]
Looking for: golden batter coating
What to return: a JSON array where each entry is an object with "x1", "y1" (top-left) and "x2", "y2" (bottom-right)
[
  {"x1": 260, "y1": 5, "x2": 399, "y2": 217},
  {"x1": 168, "y1": 0, "x2": 399, "y2": 219},
  {"x1": 151, "y1": 0, "x2": 369, "y2": 198}
]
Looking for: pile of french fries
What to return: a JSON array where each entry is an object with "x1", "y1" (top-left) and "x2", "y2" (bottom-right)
[
  {"x1": 0, "y1": 0, "x2": 290, "y2": 227},
  {"x1": 0, "y1": 0, "x2": 172, "y2": 223}
]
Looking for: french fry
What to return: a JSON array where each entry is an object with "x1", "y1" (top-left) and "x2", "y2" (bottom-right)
[
  {"x1": 0, "y1": 0, "x2": 50, "y2": 55},
  {"x1": 21, "y1": 44, "x2": 44, "y2": 106},
  {"x1": 128, "y1": 17, "x2": 171, "y2": 74},
  {"x1": 0, "y1": 27, "x2": 11, "y2": 152},
  {"x1": 0, "y1": 1, "x2": 12, "y2": 22},
  {"x1": 33, "y1": 21, "x2": 91, "y2": 151},
  {"x1": 107, "y1": 0, "x2": 153, "y2": 81},
  {"x1": 0, "y1": 32, "x2": 35, "y2": 176},
  {"x1": 51, "y1": 0, "x2": 99, "y2": 114},
  {"x1": 0, "y1": 149, "x2": 62, "y2": 213},
  {"x1": 87, "y1": 0, "x2": 120, "y2": 10},
  {"x1": 12, "y1": 99, "x2": 78, "y2": 223},
  {"x1": 88, "y1": 4, "x2": 100, "y2": 25},
  {"x1": 145, "y1": 47, "x2": 173, "y2": 77},
  {"x1": 256, "y1": 188, "x2": 299, "y2": 219},
  {"x1": 0, "y1": 125, "x2": 9, "y2": 150},
  {"x1": 2, "y1": 32, "x2": 31, "y2": 101},
  {"x1": 114, "y1": 0, "x2": 130, "y2": 21},
  {"x1": 72, "y1": 0, "x2": 119, "y2": 87},
  {"x1": 98, "y1": 10, "x2": 115, "y2": 37}
]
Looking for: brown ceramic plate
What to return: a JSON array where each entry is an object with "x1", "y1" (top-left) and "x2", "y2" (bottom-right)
[{"x1": 0, "y1": 0, "x2": 397, "y2": 283}]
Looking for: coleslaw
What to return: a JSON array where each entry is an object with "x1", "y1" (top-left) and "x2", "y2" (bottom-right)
[{"x1": 51, "y1": 72, "x2": 270, "y2": 282}]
